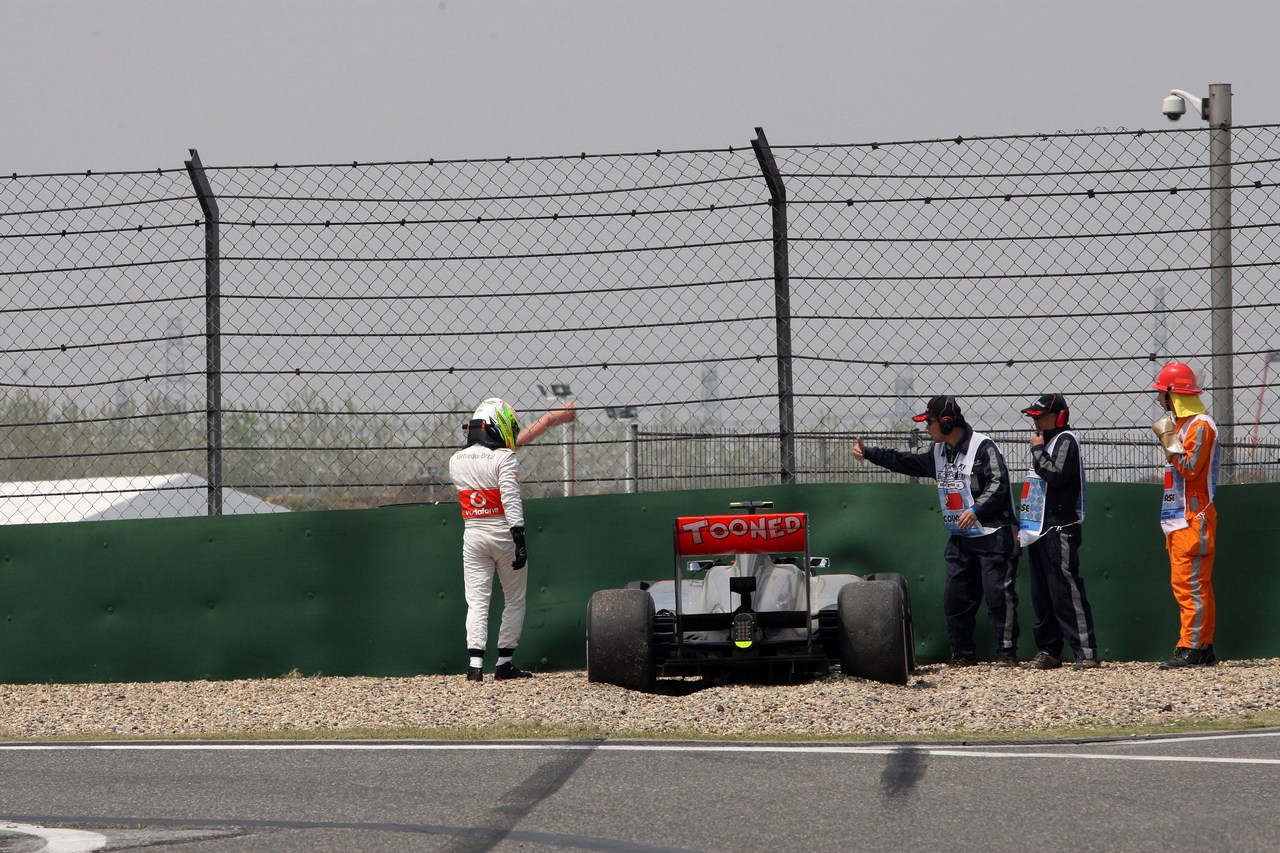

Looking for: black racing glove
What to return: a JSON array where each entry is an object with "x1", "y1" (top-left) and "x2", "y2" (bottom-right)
[{"x1": 511, "y1": 525, "x2": 527, "y2": 570}]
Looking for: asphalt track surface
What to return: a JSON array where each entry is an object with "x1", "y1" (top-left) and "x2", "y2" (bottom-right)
[{"x1": 1, "y1": 730, "x2": 1277, "y2": 852}]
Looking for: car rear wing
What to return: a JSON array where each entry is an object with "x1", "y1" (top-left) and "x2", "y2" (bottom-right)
[
  {"x1": 673, "y1": 512, "x2": 809, "y2": 558},
  {"x1": 671, "y1": 508, "x2": 814, "y2": 648}
]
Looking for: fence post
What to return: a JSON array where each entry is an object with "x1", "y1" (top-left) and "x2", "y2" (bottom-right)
[
  {"x1": 184, "y1": 149, "x2": 223, "y2": 515},
  {"x1": 751, "y1": 127, "x2": 796, "y2": 484},
  {"x1": 627, "y1": 421, "x2": 639, "y2": 493},
  {"x1": 1207, "y1": 83, "x2": 1235, "y2": 481}
]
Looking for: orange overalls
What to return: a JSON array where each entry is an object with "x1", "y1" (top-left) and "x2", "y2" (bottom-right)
[{"x1": 1160, "y1": 414, "x2": 1219, "y2": 648}]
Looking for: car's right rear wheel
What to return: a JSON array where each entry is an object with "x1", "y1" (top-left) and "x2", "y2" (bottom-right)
[
  {"x1": 586, "y1": 588, "x2": 656, "y2": 692},
  {"x1": 863, "y1": 572, "x2": 916, "y2": 671},
  {"x1": 838, "y1": 580, "x2": 909, "y2": 685}
]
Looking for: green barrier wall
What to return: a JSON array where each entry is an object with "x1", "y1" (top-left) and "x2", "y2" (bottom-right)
[{"x1": 0, "y1": 483, "x2": 1275, "y2": 684}]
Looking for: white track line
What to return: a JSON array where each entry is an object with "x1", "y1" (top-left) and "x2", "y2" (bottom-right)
[
  {"x1": 0, "y1": 822, "x2": 106, "y2": 852},
  {"x1": 0, "y1": 731, "x2": 1278, "y2": 766}
]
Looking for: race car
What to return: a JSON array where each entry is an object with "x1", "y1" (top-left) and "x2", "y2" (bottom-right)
[{"x1": 586, "y1": 500, "x2": 914, "y2": 691}]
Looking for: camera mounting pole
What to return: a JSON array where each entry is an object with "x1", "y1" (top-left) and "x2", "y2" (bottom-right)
[
  {"x1": 1206, "y1": 83, "x2": 1235, "y2": 479},
  {"x1": 1161, "y1": 84, "x2": 1235, "y2": 480}
]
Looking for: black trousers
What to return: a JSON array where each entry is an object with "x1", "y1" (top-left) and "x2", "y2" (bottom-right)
[
  {"x1": 943, "y1": 527, "x2": 1019, "y2": 658},
  {"x1": 1028, "y1": 525, "x2": 1098, "y2": 660}
]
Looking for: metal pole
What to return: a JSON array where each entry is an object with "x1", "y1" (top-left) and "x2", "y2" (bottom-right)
[
  {"x1": 1207, "y1": 83, "x2": 1234, "y2": 480},
  {"x1": 561, "y1": 424, "x2": 572, "y2": 497},
  {"x1": 184, "y1": 149, "x2": 223, "y2": 515},
  {"x1": 627, "y1": 421, "x2": 639, "y2": 494},
  {"x1": 751, "y1": 127, "x2": 796, "y2": 484},
  {"x1": 1252, "y1": 353, "x2": 1280, "y2": 448}
]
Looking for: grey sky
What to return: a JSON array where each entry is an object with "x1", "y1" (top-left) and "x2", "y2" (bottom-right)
[{"x1": 5, "y1": 0, "x2": 1280, "y2": 174}]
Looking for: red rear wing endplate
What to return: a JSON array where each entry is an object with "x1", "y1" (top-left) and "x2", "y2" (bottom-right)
[{"x1": 673, "y1": 512, "x2": 808, "y2": 557}]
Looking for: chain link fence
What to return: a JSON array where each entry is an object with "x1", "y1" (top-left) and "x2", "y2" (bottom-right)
[
  {"x1": 635, "y1": 430, "x2": 1280, "y2": 492},
  {"x1": 2, "y1": 124, "x2": 1278, "y2": 520}
]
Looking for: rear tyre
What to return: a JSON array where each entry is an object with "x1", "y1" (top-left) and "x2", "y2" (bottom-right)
[
  {"x1": 838, "y1": 580, "x2": 909, "y2": 685},
  {"x1": 586, "y1": 588, "x2": 656, "y2": 692},
  {"x1": 863, "y1": 572, "x2": 916, "y2": 671}
]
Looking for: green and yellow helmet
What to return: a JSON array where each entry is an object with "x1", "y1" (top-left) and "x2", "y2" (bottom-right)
[{"x1": 472, "y1": 398, "x2": 521, "y2": 450}]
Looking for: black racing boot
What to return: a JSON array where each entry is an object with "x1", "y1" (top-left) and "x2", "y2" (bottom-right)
[
  {"x1": 494, "y1": 662, "x2": 533, "y2": 680},
  {"x1": 467, "y1": 648, "x2": 484, "y2": 682}
]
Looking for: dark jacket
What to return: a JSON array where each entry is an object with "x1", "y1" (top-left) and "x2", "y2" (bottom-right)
[
  {"x1": 1028, "y1": 426, "x2": 1084, "y2": 528},
  {"x1": 864, "y1": 425, "x2": 1016, "y2": 530}
]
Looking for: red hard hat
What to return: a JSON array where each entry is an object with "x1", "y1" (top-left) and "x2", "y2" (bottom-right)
[{"x1": 1151, "y1": 361, "x2": 1202, "y2": 394}]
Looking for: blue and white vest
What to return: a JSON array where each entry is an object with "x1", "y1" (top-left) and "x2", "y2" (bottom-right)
[
  {"x1": 933, "y1": 432, "x2": 1001, "y2": 539},
  {"x1": 1018, "y1": 430, "x2": 1086, "y2": 547}
]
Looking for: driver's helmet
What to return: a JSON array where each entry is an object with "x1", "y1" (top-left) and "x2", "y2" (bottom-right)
[{"x1": 471, "y1": 397, "x2": 521, "y2": 450}]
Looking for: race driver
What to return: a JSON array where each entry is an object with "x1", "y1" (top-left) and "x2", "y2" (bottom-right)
[{"x1": 448, "y1": 397, "x2": 533, "y2": 682}]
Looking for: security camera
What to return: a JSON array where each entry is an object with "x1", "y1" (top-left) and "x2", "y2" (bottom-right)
[{"x1": 1163, "y1": 89, "x2": 1209, "y2": 122}]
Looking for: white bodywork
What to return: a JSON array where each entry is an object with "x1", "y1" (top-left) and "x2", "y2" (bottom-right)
[{"x1": 645, "y1": 552, "x2": 859, "y2": 641}]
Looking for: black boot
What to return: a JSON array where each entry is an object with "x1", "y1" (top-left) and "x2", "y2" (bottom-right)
[
  {"x1": 494, "y1": 661, "x2": 533, "y2": 680},
  {"x1": 466, "y1": 648, "x2": 485, "y2": 682},
  {"x1": 1159, "y1": 645, "x2": 1216, "y2": 669}
]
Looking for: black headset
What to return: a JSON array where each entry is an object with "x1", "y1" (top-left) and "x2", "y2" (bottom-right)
[{"x1": 937, "y1": 396, "x2": 959, "y2": 435}]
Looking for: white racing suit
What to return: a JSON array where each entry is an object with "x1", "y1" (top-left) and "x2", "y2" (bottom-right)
[{"x1": 448, "y1": 443, "x2": 527, "y2": 654}]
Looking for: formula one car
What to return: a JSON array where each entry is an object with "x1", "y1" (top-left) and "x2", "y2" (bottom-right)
[{"x1": 586, "y1": 501, "x2": 914, "y2": 691}]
